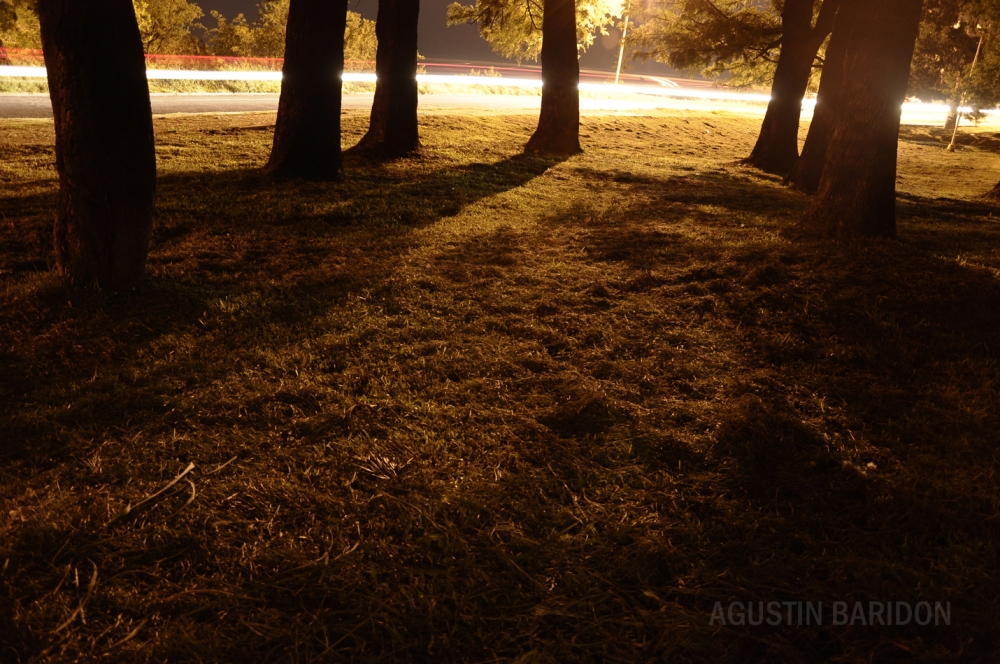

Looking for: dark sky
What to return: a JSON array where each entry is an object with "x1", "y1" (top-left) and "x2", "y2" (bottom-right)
[{"x1": 206, "y1": 0, "x2": 674, "y2": 74}]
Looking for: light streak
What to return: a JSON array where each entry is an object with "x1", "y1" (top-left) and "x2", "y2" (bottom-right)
[
  {"x1": 147, "y1": 69, "x2": 283, "y2": 80},
  {"x1": 1, "y1": 66, "x2": 46, "y2": 77},
  {"x1": 2, "y1": 64, "x2": 996, "y2": 125},
  {"x1": 0, "y1": 65, "x2": 764, "y2": 99}
]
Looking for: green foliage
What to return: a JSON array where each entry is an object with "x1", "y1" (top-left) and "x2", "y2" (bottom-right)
[
  {"x1": 206, "y1": 1, "x2": 375, "y2": 61},
  {"x1": 205, "y1": 10, "x2": 257, "y2": 56},
  {"x1": 132, "y1": 0, "x2": 204, "y2": 54},
  {"x1": 631, "y1": 0, "x2": 783, "y2": 87},
  {"x1": 961, "y1": 41, "x2": 1000, "y2": 110},
  {"x1": 909, "y1": 0, "x2": 984, "y2": 102},
  {"x1": 446, "y1": 0, "x2": 626, "y2": 62},
  {"x1": 0, "y1": 2, "x2": 16, "y2": 33},
  {"x1": 0, "y1": 0, "x2": 40, "y2": 50},
  {"x1": 0, "y1": 0, "x2": 376, "y2": 63},
  {"x1": 344, "y1": 9, "x2": 377, "y2": 63}
]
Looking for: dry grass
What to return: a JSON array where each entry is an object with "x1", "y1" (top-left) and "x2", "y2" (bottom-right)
[{"x1": 1, "y1": 108, "x2": 999, "y2": 662}]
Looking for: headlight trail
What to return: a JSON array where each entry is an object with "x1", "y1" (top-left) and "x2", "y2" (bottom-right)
[{"x1": 1, "y1": 64, "x2": 995, "y2": 125}]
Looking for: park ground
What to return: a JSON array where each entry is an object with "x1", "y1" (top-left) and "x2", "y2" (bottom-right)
[{"x1": 1, "y1": 108, "x2": 1000, "y2": 662}]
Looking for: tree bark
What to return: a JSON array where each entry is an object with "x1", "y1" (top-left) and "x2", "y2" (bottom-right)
[
  {"x1": 37, "y1": 0, "x2": 156, "y2": 292},
  {"x1": 265, "y1": 0, "x2": 348, "y2": 180},
  {"x1": 742, "y1": 0, "x2": 838, "y2": 175},
  {"x1": 785, "y1": 3, "x2": 851, "y2": 193},
  {"x1": 944, "y1": 102, "x2": 958, "y2": 131},
  {"x1": 801, "y1": 0, "x2": 923, "y2": 237},
  {"x1": 352, "y1": 0, "x2": 420, "y2": 157},
  {"x1": 525, "y1": 0, "x2": 581, "y2": 155}
]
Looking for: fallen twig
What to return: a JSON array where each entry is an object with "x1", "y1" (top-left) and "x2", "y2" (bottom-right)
[
  {"x1": 53, "y1": 561, "x2": 97, "y2": 634},
  {"x1": 109, "y1": 462, "x2": 195, "y2": 525},
  {"x1": 100, "y1": 618, "x2": 148, "y2": 655}
]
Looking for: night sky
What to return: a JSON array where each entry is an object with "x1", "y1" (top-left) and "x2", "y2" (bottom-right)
[{"x1": 206, "y1": 0, "x2": 675, "y2": 74}]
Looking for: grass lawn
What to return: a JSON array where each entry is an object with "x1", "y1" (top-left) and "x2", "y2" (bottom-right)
[{"x1": 2, "y1": 108, "x2": 1000, "y2": 662}]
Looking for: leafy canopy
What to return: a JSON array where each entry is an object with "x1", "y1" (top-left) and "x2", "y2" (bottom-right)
[
  {"x1": 206, "y1": 0, "x2": 376, "y2": 61},
  {"x1": 909, "y1": 0, "x2": 1000, "y2": 109},
  {"x1": 0, "y1": 0, "x2": 378, "y2": 63},
  {"x1": 446, "y1": 0, "x2": 627, "y2": 62},
  {"x1": 630, "y1": 0, "x2": 784, "y2": 87},
  {"x1": 132, "y1": 0, "x2": 204, "y2": 54},
  {"x1": 0, "y1": 0, "x2": 40, "y2": 50}
]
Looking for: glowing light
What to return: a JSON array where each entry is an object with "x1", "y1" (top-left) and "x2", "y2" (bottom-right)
[
  {"x1": 0, "y1": 65, "x2": 770, "y2": 100},
  {"x1": 146, "y1": 69, "x2": 283, "y2": 80},
  {"x1": 2, "y1": 65, "x2": 997, "y2": 126},
  {"x1": 0, "y1": 66, "x2": 47, "y2": 77}
]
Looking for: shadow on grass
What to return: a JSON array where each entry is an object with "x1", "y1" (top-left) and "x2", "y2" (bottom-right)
[
  {"x1": 0, "y1": 152, "x2": 565, "y2": 465},
  {"x1": 564, "y1": 170, "x2": 1000, "y2": 658},
  {"x1": 143, "y1": 152, "x2": 564, "y2": 233},
  {"x1": 3, "y1": 151, "x2": 1000, "y2": 661}
]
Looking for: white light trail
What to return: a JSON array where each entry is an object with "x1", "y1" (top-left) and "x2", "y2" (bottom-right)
[
  {"x1": 147, "y1": 69, "x2": 282, "y2": 81},
  {"x1": 1, "y1": 66, "x2": 46, "y2": 77},
  {"x1": 0, "y1": 65, "x2": 769, "y2": 100},
  {"x1": 2, "y1": 64, "x2": 997, "y2": 125}
]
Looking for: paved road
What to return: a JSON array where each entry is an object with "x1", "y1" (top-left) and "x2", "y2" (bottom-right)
[{"x1": 0, "y1": 92, "x2": 777, "y2": 120}]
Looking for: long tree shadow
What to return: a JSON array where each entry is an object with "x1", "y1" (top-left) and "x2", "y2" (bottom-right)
[
  {"x1": 3, "y1": 153, "x2": 1000, "y2": 660},
  {"x1": 148, "y1": 152, "x2": 563, "y2": 232},
  {"x1": 0, "y1": 152, "x2": 565, "y2": 466},
  {"x1": 565, "y1": 172, "x2": 1000, "y2": 657}
]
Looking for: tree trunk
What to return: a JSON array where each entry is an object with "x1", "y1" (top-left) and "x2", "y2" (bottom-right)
[
  {"x1": 785, "y1": 3, "x2": 851, "y2": 194},
  {"x1": 37, "y1": 0, "x2": 156, "y2": 292},
  {"x1": 801, "y1": 0, "x2": 923, "y2": 237},
  {"x1": 742, "y1": 0, "x2": 837, "y2": 175},
  {"x1": 265, "y1": 0, "x2": 348, "y2": 180},
  {"x1": 525, "y1": 0, "x2": 581, "y2": 155},
  {"x1": 944, "y1": 102, "x2": 958, "y2": 131},
  {"x1": 351, "y1": 0, "x2": 420, "y2": 157}
]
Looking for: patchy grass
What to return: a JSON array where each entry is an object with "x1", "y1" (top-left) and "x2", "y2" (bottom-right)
[{"x1": 1, "y1": 109, "x2": 1000, "y2": 662}]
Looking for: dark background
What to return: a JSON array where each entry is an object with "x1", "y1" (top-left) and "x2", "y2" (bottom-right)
[{"x1": 205, "y1": 0, "x2": 675, "y2": 75}]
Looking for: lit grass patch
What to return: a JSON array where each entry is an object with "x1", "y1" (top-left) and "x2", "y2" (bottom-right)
[{"x1": 1, "y1": 110, "x2": 999, "y2": 661}]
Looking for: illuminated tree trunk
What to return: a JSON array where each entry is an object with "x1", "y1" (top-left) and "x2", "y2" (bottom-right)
[
  {"x1": 37, "y1": 0, "x2": 155, "y2": 292},
  {"x1": 801, "y1": 0, "x2": 923, "y2": 237},
  {"x1": 742, "y1": 0, "x2": 837, "y2": 175},
  {"x1": 786, "y1": 4, "x2": 851, "y2": 194},
  {"x1": 525, "y1": 0, "x2": 581, "y2": 155},
  {"x1": 944, "y1": 102, "x2": 958, "y2": 131},
  {"x1": 352, "y1": 0, "x2": 420, "y2": 157},
  {"x1": 265, "y1": 0, "x2": 348, "y2": 180}
]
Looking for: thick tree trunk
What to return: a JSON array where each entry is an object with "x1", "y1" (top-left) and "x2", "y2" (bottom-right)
[
  {"x1": 265, "y1": 0, "x2": 348, "y2": 180},
  {"x1": 352, "y1": 0, "x2": 420, "y2": 157},
  {"x1": 801, "y1": 0, "x2": 923, "y2": 237},
  {"x1": 785, "y1": 4, "x2": 851, "y2": 193},
  {"x1": 525, "y1": 0, "x2": 581, "y2": 155},
  {"x1": 37, "y1": 0, "x2": 156, "y2": 292}
]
